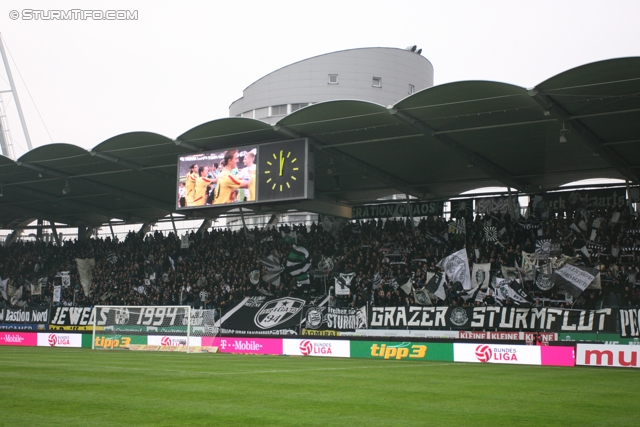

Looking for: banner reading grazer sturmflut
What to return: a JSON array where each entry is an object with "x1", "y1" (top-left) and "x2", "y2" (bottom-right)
[
  {"x1": 368, "y1": 306, "x2": 615, "y2": 333},
  {"x1": 221, "y1": 296, "x2": 306, "y2": 335}
]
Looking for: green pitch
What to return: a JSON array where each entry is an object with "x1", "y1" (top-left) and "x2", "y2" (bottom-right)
[{"x1": 1, "y1": 347, "x2": 639, "y2": 427}]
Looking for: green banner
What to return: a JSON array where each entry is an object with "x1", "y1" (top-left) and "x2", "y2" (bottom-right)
[
  {"x1": 350, "y1": 341, "x2": 453, "y2": 361},
  {"x1": 94, "y1": 334, "x2": 147, "y2": 349},
  {"x1": 558, "y1": 332, "x2": 640, "y2": 344}
]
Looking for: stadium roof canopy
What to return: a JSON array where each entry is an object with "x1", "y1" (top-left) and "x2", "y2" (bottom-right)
[{"x1": 0, "y1": 57, "x2": 639, "y2": 229}]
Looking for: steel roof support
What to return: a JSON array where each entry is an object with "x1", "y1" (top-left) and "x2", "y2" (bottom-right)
[
  {"x1": 89, "y1": 150, "x2": 172, "y2": 181},
  {"x1": 197, "y1": 218, "x2": 212, "y2": 235},
  {"x1": 528, "y1": 88, "x2": 639, "y2": 183},
  {"x1": 50, "y1": 220, "x2": 61, "y2": 246},
  {"x1": 2, "y1": 184, "x2": 134, "y2": 224},
  {"x1": 16, "y1": 162, "x2": 174, "y2": 214},
  {"x1": 3, "y1": 229, "x2": 22, "y2": 247},
  {"x1": 388, "y1": 107, "x2": 527, "y2": 191}
]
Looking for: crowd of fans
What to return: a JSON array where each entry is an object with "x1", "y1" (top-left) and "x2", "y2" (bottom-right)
[{"x1": 2, "y1": 206, "x2": 640, "y2": 313}]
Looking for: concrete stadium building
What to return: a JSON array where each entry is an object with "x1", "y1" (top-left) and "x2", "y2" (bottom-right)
[{"x1": 229, "y1": 46, "x2": 433, "y2": 124}]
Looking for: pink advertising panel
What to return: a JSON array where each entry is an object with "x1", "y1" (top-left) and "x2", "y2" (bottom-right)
[
  {"x1": 0, "y1": 332, "x2": 37, "y2": 346},
  {"x1": 540, "y1": 346, "x2": 575, "y2": 367},
  {"x1": 218, "y1": 338, "x2": 283, "y2": 355}
]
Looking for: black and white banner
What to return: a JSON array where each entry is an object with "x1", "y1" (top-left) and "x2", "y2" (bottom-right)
[
  {"x1": 303, "y1": 305, "x2": 367, "y2": 330},
  {"x1": 551, "y1": 264, "x2": 598, "y2": 299},
  {"x1": 334, "y1": 272, "x2": 356, "y2": 296},
  {"x1": 368, "y1": 306, "x2": 615, "y2": 333},
  {"x1": 50, "y1": 306, "x2": 195, "y2": 330},
  {"x1": 534, "y1": 189, "x2": 628, "y2": 213},
  {"x1": 475, "y1": 197, "x2": 518, "y2": 214},
  {"x1": 221, "y1": 296, "x2": 306, "y2": 335},
  {"x1": 351, "y1": 201, "x2": 444, "y2": 219},
  {"x1": 619, "y1": 308, "x2": 640, "y2": 337},
  {"x1": 0, "y1": 306, "x2": 50, "y2": 324}
]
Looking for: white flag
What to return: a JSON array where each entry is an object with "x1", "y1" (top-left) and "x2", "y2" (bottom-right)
[
  {"x1": 471, "y1": 263, "x2": 491, "y2": 289},
  {"x1": 520, "y1": 252, "x2": 538, "y2": 281},
  {"x1": 0, "y1": 278, "x2": 8, "y2": 300},
  {"x1": 437, "y1": 249, "x2": 471, "y2": 290},
  {"x1": 53, "y1": 285, "x2": 61, "y2": 303},
  {"x1": 76, "y1": 258, "x2": 96, "y2": 296}
]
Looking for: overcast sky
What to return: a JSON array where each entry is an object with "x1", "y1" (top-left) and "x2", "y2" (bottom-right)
[{"x1": 0, "y1": 0, "x2": 638, "y2": 159}]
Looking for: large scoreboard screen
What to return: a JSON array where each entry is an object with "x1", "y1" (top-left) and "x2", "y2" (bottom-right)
[{"x1": 176, "y1": 138, "x2": 313, "y2": 210}]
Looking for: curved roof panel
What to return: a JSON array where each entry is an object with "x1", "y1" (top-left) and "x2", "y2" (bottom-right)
[
  {"x1": 178, "y1": 117, "x2": 280, "y2": 150},
  {"x1": 0, "y1": 57, "x2": 638, "y2": 228}
]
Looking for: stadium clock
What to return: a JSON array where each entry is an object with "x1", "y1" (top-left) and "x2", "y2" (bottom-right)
[{"x1": 257, "y1": 139, "x2": 311, "y2": 202}]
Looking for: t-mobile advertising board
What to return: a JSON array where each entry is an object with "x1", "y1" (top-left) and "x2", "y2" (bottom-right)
[
  {"x1": 0, "y1": 332, "x2": 37, "y2": 346},
  {"x1": 37, "y1": 333, "x2": 82, "y2": 348},
  {"x1": 454, "y1": 343, "x2": 575, "y2": 366},
  {"x1": 283, "y1": 339, "x2": 350, "y2": 358},
  {"x1": 218, "y1": 338, "x2": 283, "y2": 355},
  {"x1": 576, "y1": 344, "x2": 640, "y2": 368}
]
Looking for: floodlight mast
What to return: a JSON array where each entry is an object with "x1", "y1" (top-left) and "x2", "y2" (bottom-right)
[{"x1": 0, "y1": 32, "x2": 33, "y2": 156}]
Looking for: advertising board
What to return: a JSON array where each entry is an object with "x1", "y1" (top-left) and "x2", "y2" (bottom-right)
[
  {"x1": 37, "y1": 333, "x2": 82, "y2": 348},
  {"x1": 454, "y1": 343, "x2": 541, "y2": 365},
  {"x1": 0, "y1": 332, "x2": 37, "y2": 346},
  {"x1": 147, "y1": 335, "x2": 200, "y2": 347},
  {"x1": 576, "y1": 344, "x2": 640, "y2": 368},
  {"x1": 218, "y1": 338, "x2": 283, "y2": 355},
  {"x1": 283, "y1": 339, "x2": 350, "y2": 358},
  {"x1": 350, "y1": 341, "x2": 453, "y2": 361}
]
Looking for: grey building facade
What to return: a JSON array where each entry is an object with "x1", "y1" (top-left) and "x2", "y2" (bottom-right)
[{"x1": 229, "y1": 47, "x2": 433, "y2": 123}]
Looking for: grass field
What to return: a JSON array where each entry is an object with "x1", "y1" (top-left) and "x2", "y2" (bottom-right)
[{"x1": 1, "y1": 347, "x2": 639, "y2": 426}]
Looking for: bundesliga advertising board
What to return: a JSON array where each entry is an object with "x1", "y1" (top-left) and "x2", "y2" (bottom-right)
[
  {"x1": 176, "y1": 139, "x2": 313, "y2": 209},
  {"x1": 454, "y1": 343, "x2": 575, "y2": 366}
]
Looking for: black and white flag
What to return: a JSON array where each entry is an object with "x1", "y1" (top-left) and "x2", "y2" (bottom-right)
[
  {"x1": 258, "y1": 250, "x2": 284, "y2": 287},
  {"x1": 459, "y1": 285, "x2": 484, "y2": 303},
  {"x1": 413, "y1": 287, "x2": 433, "y2": 305},
  {"x1": 471, "y1": 263, "x2": 491, "y2": 289},
  {"x1": 551, "y1": 264, "x2": 599, "y2": 299},
  {"x1": 533, "y1": 267, "x2": 555, "y2": 293},
  {"x1": 425, "y1": 272, "x2": 447, "y2": 301},
  {"x1": 398, "y1": 276, "x2": 413, "y2": 295},
  {"x1": 437, "y1": 248, "x2": 471, "y2": 290},
  {"x1": 507, "y1": 280, "x2": 535, "y2": 305},
  {"x1": 334, "y1": 272, "x2": 356, "y2": 296},
  {"x1": 106, "y1": 252, "x2": 118, "y2": 264},
  {"x1": 494, "y1": 278, "x2": 532, "y2": 306},
  {"x1": 0, "y1": 278, "x2": 8, "y2": 300}
]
